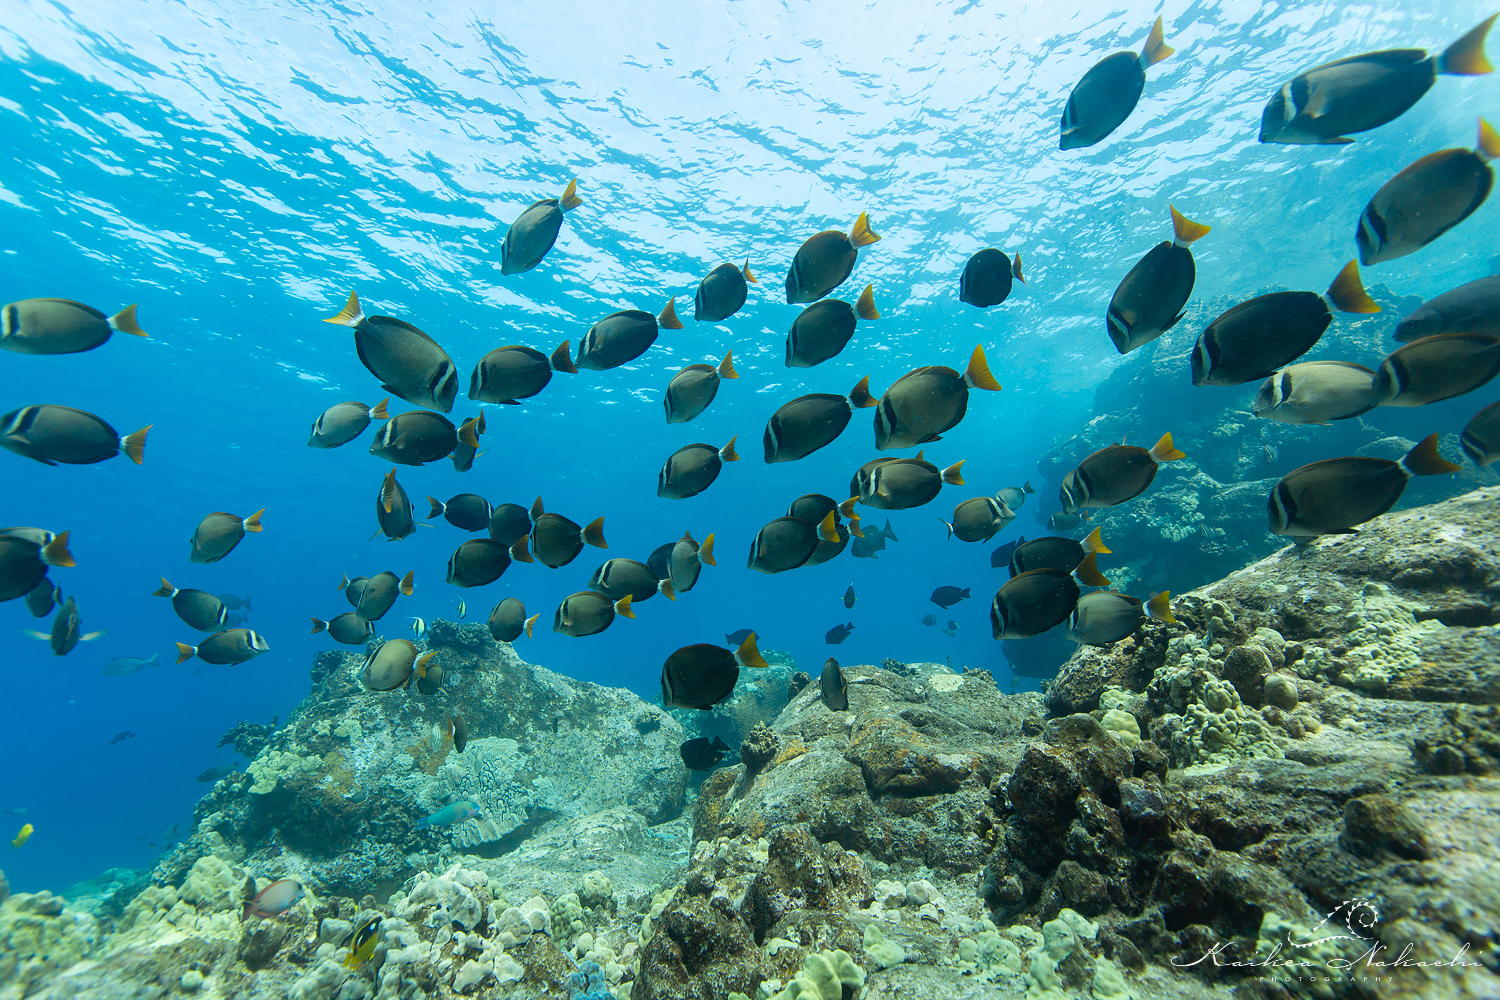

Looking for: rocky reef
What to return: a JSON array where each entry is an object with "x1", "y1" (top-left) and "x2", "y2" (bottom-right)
[{"x1": 5, "y1": 489, "x2": 1500, "y2": 999}]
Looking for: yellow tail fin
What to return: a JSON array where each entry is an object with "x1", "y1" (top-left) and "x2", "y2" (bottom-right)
[
  {"x1": 1170, "y1": 205, "x2": 1211, "y2": 245},
  {"x1": 847, "y1": 515, "x2": 865, "y2": 538},
  {"x1": 153, "y1": 578, "x2": 174, "y2": 597},
  {"x1": 109, "y1": 304, "x2": 147, "y2": 337},
  {"x1": 964, "y1": 344, "x2": 1003, "y2": 391},
  {"x1": 42, "y1": 531, "x2": 74, "y2": 568},
  {"x1": 658, "y1": 298, "x2": 684, "y2": 331},
  {"x1": 324, "y1": 290, "x2": 364, "y2": 327},
  {"x1": 1149, "y1": 431, "x2": 1186, "y2": 463},
  {"x1": 1074, "y1": 551, "x2": 1112, "y2": 588},
  {"x1": 583, "y1": 516, "x2": 608, "y2": 549},
  {"x1": 720, "y1": 435, "x2": 740, "y2": 462},
  {"x1": 658, "y1": 578, "x2": 676, "y2": 601},
  {"x1": 614, "y1": 594, "x2": 635, "y2": 619},
  {"x1": 717, "y1": 351, "x2": 739, "y2": 379},
  {"x1": 175, "y1": 642, "x2": 197, "y2": 665},
  {"x1": 399, "y1": 571, "x2": 415, "y2": 596},
  {"x1": 736, "y1": 631, "x2": 769, "y2": 669},
  {"x1": 560, "y1": 178, "x2": 583, "y2": 211},
  {"x1": 551, "y1": 340, "x2": 578, "y2": 374},
  {"x1": 818, "y1": 510, "x2": 840, "y2": 543},
  {"x1": 1011, "y1": 251, "x2": 1025, "y2": 284},
  {"x1": 1147, "y1": 591, "x2": 1176, "y2": 623},
  {"x1": 856, "y1": 283, "x2": 880, "y2": 320},
  {"x1": 370, "y1": 397, "x2": 389, "y2": 420},
  {"x1": 1403, "y1": 433, "x2": 1461, "y2": 476},
  {"x1": 1478, "y1": 118, "x2": 1500, "y2": 162},
  {"x1": 243, "y1": 509, "x2": 265, "y2": 533},
  {"x1": 121, "y1": 426, "x2": 150, "y2": 465},
  {"x1": 840, "y1": 496, "x2": 860, "y2": 517},
  {"x1": 849, "y1": 375, "x2": 877, "y2": 408},
  {"x1": 850, "y1": 211, "x2": 882, "y2": 248},
  {"x1": 1440, "y1": 14, "x2": 1496, "y2": 76},
  {"x1": 523, "y1": 613, "x2": 538, "y2": 638},
  {"x1": 1326, "y1": 260, "x2": 1380, "y2": 314},
  {"x1": 742, "y1": 258, "x2": 757, "y2": 283},
  {"x1": 1083, "y1": 526, "x2": 1112, "y2": 554},
  {"x1": 942, "y1": 460, "x2": 965, "y2": 486},
  {"x1": 699, "y1": 532, "x2": 716, "y2": 566},
  {"x1": 382, "y1": 468, "x2": 398, "y2": 514},
  {"x1": 510, "y1": 537, "x2": 534, "y2": 563},
  {"x1": 1141, "y1": 15, "x2": 1174, "y2": 67}
]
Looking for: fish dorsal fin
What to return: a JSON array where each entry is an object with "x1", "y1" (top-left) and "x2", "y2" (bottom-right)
[{"x1": 914, "y1": 449, "x2": 924, "y2": 463}]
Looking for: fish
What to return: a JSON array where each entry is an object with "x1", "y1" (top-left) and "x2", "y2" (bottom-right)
[
  {"x1": 921, "y1": 614, "x2": 936, "y2": 626},
  {"x1": 529, "y1": 497, "x2": 607, "y2": 568},
  {"x1": 339, "y1": 574, "x2": 370, "y2": 609},
  {"x1": 874, "y1": 345, "x2": 1002, "y2": 450},
  {"x1": 843, "y1": 581, "x2": 856, "y2": 609},
  {"x1": 1258, "y1": 16, "x2": 1497, "y2": 145},
  {"x1": 664, "y1": 353, "x2": 738, "y2": 424},
  {"x1": 997, "y1": 482, "x2": 1035, "y2": 512},
  {"x1": 1357, "y1": 120, "x2": 1500, "y2": 266},
  {"x1": 197, "y1": 765, "x2": 235, "y2": 783},
  {"x1": 0, "y1": 298, "x2": 147, "y2": 354},
  {"x1": 576, "y1": 300, "x2": 683, "y2": 371},
  {"x1": 1009, "y1": 529, "x2": 1113, "y2": 588},
  {"x1": 786, "y1": 284, "x2": 879, "y2": 367},
  {"x1": 764, "y1": 376, "x2": 878, "y2": 463},
  {"x1": 110, "y1": 731, "x2": 135, "y2": 745},
  {"x1": 242, "y1": 879, "x2": 306, "y2": 921},
  {"x1": 990, "y1": 537, "x2": 1025, "y2": 569},
  {"x1": 24, "y1": 597, "x2": 104, "y2": 656},
  {"x1": 661, "y1": 634, "x2": 766, "y2": 710},
  {"x1": 820, "y1": 657, "x2": 848, "y2": 711},
  {"x1": 415, "y1": 653, "x2": 443, "y2": 695},
  {"x1": 311, "y1": 613, "x2": 374, "y2": 645},
  {"x1": 368, "y1": 410, "x2": 458, "y2": 466},
  {"x1": 415, "y1": 799, "x2": 483, "y2": 829},
  {"x1": 1397, "y1": 275, "x2": 1500, "y2": 342},
  {"x1": 1192, "y1": 262, "x2": 1380, "y2": 385},
  {"x1": 825, "y1": 622, "x2": 855, "y2": 644},
  {"x1": 942, "y1": 495, "x2": 1015, "y2": 543},
  {"x1": 791, "y1": 495, "x2": 855, "y2": 567},
  {"x1": 1269, "y1": 433, "x2": 1460, "y2": 536},
  {"x1": 658, "y1": 437, "x2": 740, "y2": 499},
  {"x1": 1068, "y1": 590, "x2": 1175, "y2": 646},
  {"x1": 748, "y1": 512, "x2": 838, "y2": 575},
  {"x1": 1253, "y1": 360, "x2": 1379, "y2": 424},
  {"x1": 410, "y1": 617, "x2": 426, "y2": 636},
  {"x1": 469, "y1": 342, "x2": 576, "y2": 404},
  {"x1": 991, "y1": 569, "x2": 1082, "y2": 640},
  {"x1": 853, "y1": 452, "x2": 965, "y2": 511},
  {"x1": 1047, "y1": 511, "x2": 1087, "y2": 532},
  {"x1": 680, "y1": 735, "x2": 731, "y2": 771},
  {"x1": 657, "y1": 530, "x2": 716, "y2": 595},
  {"x1": 355, "y1": 570, "x2": 415, "y2": 621},
  {"x1": 102, "y1": 653, "x2": 159, "y2": 676},
  {"x1": 1059, "y1": 433, "x2": 1186, "y2": 511},
  {"x1": 307, "y1": 399, "x2": 389, "y2": 448},
  {"x1": 695, "y1": 260, "x2": 756, "y2": 322},
  {"x1": 427, "y1": 493, "x2": 494, "y2": 532},
  {"x1": 224, "y1": 613, "x2": 247, "y2": 628},
  {"x1": 959, "y1": 248, "x2": 1024, "y2": 308},
  {"x1": 0, "y1": 405, "x2": 149, "y2": 466},
  {"x1": 11, "y1": 823, "x2": 34, "y2": 848},
  {"x1": 553, "y1": 591, "x2": 635, "y2": 638},
  {"x1": 1107, "y1": 206, "x2": 1212, "y2": 354},
  {"x1": 0, "y1": 529, "x2": 72, "y2": 603},
  {"x1": 724, "y1": 628, "x2": 756, "y2": 646},
  {"x1": 446, "y1": 538, "x2": 516, "y2": 588},
  {"x1": 323, "y1": 291, "x2": 458, "y2": 412},
  {"x1": 590, "y1": 558, "x2": 673, "y2": 603},
  {"x1": 930, "y1": 586, "x2": 970, "y2": 609},
  {"x1": 24, "y1": 577, "x2": 61, "y2": 618},
  {"x1": 501, "y1": 178, "x2": 582, "y2": 274},
  {"x1": 1461, "y1": 401, "x2": 1500, "y2": 466},
  {"x1": 487, "y1": 503, "x2": 532, "y2": 546},
  {"x1": 342, "y1": 915, "x2": 384, "y2": 970},
  {"x1": 451, "y1": 414, "x2": 484, "y2": 473},
  {"x1": 450, "y1": 713, "x2": 467, "y2": 753},
  {"x1": 375, "y1": 468, "x2": 419, "y2": 541},
  {"x1": 851, "y1": 518, "x2": 898, "y2": 559},
  {"x1": 153, "y1": 578, "x2": 229, "y2": 631},
  {"x1": 488, "y1": 598, "x2": 528, "y2": 642},
  {"x1": 190, "y1": 510, "x2": 264, "y2": 564},
  {"x1": 1060, "y1": 16, "x2": 1174, "y2": 149},
  {"x1": 362, "y1": 639, "x2": 419, "y2": 691},
  {"x1": 456, "y1": 600, "x2": 467, "y2": 619},
  {"x1": 216, "y1": 594, "x2": 252, "y2": 612},
  {"x1": 2, "y1": 808, "x2": 26, "y2": 817},
  {"x1": 1370, "y1": 333, "x2": 1500, "y2": 407},
  {"x1": 175, "y1": 629, "x2": 270, "y2": 666},
  {"x1": 786, "y1": 213, "x2": 881, "y2": 304}
]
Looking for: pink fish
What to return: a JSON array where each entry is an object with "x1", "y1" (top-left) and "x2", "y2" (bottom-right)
[{"x1": 242, "y1": 878, "x2": 305, "y2": 920}]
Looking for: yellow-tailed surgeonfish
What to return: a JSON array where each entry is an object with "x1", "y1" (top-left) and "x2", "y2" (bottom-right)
[
  {"x1": 414, "y1": 652, "x2": 443, "y2": 694},
  {"x1": 368, "y1": 410, "x2": 458, "y2": 466},
  {"x1": 648, "y1": 530, "x2": 716, "y2": 596},
  {"x1": 959, "y1": 248, "x2": 1024, "y2": 308},
  {"x1": 851, "y1": 451, "x2": 965, "y2": 511},
  {"x1": 764, "y1": 376, "x2": 877, "y2": 463},
  {"x1": 789, "y1": 494, "x2": 856, "y2": 566},
  {"x1": 310, "y1": 612, "x2": 374, "y2": 645},
  {"x1": 488, "y1": 597, "x2": 528, "y2": 641},
  {"x1": 1008, "y1": 530, "x2": 1113, "y2": 587},
  {"x1": 0, "y1": 405, "x2": 149, "y2": 466},
  {"x1": 153, "y1": 578, "x2": 228, "y2": 631},
  {"x1": 308, "y1": 398, "x2": 388, "y2": 448},
  {"x1": 469, "y1": 342, "x2": 575, "y2": 404},
  {"x1": 1396, "y1": 276, "x2": 1500, "y2": 341},
  {"x1": 323, "y1": 291, "x2": 458, "y2": 413},
  {"x1": 941, "y1": 495, "x2": 1015, "y2": 544},
  {"x1": 991, "y1": 569, "x2": 1081, "y2": 640},
  {"x1": 1192, "y1": 262, "x2": 1379, "y2": 386},
  {"x1": 242, "y1": 879, "x2": 305, "y2": 920},
  {"x1": 25, "y1": 596, "x2": 104, "y2": 656},
  {"x1": 0, "y1": 529, "x2": 72, "y2": 603},
  {"x1": 658, "y1": 437, "x2": 739, "y2": 499},
  {"x1": 1269, "y1": 434, "x2": 1460, "y2": 537},
  {"x1": 342, "y1": 915, "x2": 383, "y2": 969},
  {"x1": 1060, "y1": 433, "x2": 1185, "y2": 511},
  {"x1": 487, "y1": 503, "x2": 531, "y2": 546},
  {"x1": 501, "y1": 179, "x2": 582, "y2": 274},
  {"x1": 819, "y1": 657, "x2": 848, "y2": 711},
  {"x1": 1048, "y1": 510, "x2": 1089, "y2": 532},
  {"x1": 748, "y1": 512, "x2": 838, "y2": 575},
  {"x1": 575, "y1": 300, "x2": 683, "y2": 371},
  {"x1": 874, "y1": 345, "x2": 1002, "y2": 450},
  {"x1": 361, "y1": 639, "x2": 418, "y2": 691},
  {"x1": 339, "y1": 573, "x2": 370, "y2": 609},
  {"x1": 1259, "y1": 16, "x2": 1496, "y2": 145},
  {"x1": 1067, "y1": 590, "x2": 1175, "y2": 646},
  {"x1": 450, "y1": 713, "x2": 467, "y2": 753},
  {"x1": 786, "y1": 213, "x2": 881, "y2": 303},
  {"x1": 189, "y1": 510, "x2": 264, "y2": 564},
  {"x1": 446, "y1": 538, "x2": 519, "y2": 588},
  {"x1": 529, "y1": 497, "x2": 606, "y2": 569},
  {"x1": 451, "y1": 411, "x2": 485, "y2": 472},
  {"x1": 355, "y1": 570, "x2": 414, "y2": 622},
  {"x1": 1371, "y1": 333, "x2": 1500, "y2": 406},
  {"x1": 695, "y1": 260, "x2": 756, "y2": 321},
  {"x1": 680, "y1": 736, "x2": 730, "y2": 771},
  {"x1": 24, "y1": 577, "x2": 61, "y2": 618},
  {"x1": 553, "y1": 591, "x2": 634, "y2": 638},
  {"x1": 375, "y1": 468, "x2": 418, "y2": 541},
  {"x1": 664, "y1": 352, "x2": 738, "y2": 424},
  {"x1": 1108, "y1": 207, "x2": 1211, "y2": 354},
  {"x1": 1, "y1": 298, "x2": 146, "y2": 354},
  {"x1": 661, "y1": 634, "x2": 765, "y2": 710},
  {"x1": 11, "y1": 823, "x2": 33, "y2": 848},
  {"x1": 1462, "y1": 401, "x2": 1500, "y2": 466},
  {"x1": 427, "y1": 493, "x2": 493, "y2": 531},
  {"x1": 1357, "y1": 119, "x2": 1500, "y2": 266},
  {"x1": 176, "y1": 629, "x2": 270, "y2": 666},
  {"x1": 1252, "y1": 361, "x2": 1379, "y2": 424},
  {"x1": 786, "y1": 285, "x2": 879, "y2": 367},
  {"x1": 589, "y1": 558, "x2": 673, "y2": 603},
  {"x1": 1060, "y1": 16, "x2": 1174, "y2": 150}
]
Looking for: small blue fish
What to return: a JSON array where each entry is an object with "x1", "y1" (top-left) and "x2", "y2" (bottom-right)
[
  {"x1": 102, "y1": 653, "x2": 160, "y2": 676},
  {"x1": 415, "y1": 799, "x2": 482, "y2": 829}
]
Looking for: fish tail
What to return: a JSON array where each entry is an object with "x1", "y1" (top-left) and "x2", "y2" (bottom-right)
[
  {"x1": 1149, "y1": 432, "x2": 1186, "y2": 463},
  {"x1": 849, "y1": 211, "x2": 882, "y2": 248},
  {"x1": 108, "y1": 304, "x2": 148, "y2": 337},
  {"x1": 121, "y1": 425, "x2": 150, "y2": 465},
  {"x1": 741, "y1": 257, "x2": 757, "y2": 283},
  {"x1": 583, "y1": 516, "x2": 608, "y2": 549},
  {"x1": 243, "y1": 508, "x2": 265, "y2": 533},
  {"x1": 427, "y1": 496, "x2": 446, "y2": 519},
  {"x1": 1438, "y1": 14, "x2": 1496, "y2": 76},
  {"x1": 839, "y1": 497, "x2": 860, "y2": 518},
  {"x1": 1147, "y1": 591, "x2": 1176, "y2": 623},
  {"x1": 147, "y1": 653, "x2": 159, "y2": 666},
  {"x1": 717, "y1": 350, "x2": 739, "y2": 379},
  {"x1": 849, "y1": 375, "x2": 877, "y2": 408},
  {"x1": 175, "y1": 642, "x2": 197, "y2": 664},
  {"x1": 370, "y1": 397, "x2": 389, "y2": 420},
  {"x1": 399, "y1": 571, "x2": 415, "y2": 596},
  {"x1": 720, "y1": 435, "x2": 740, "y2": 462},
  {"x1": 324, "y1": 290, "x2": 365, "y2": 327},
  {"x1": 382, "y1": 468, "x2": 398, "y2": 514},
  {"x1": 1024, "y1": 481, "x2": 1035, "y2": 493},
  {"x1": 1083, "y1": 526, "x2": 1112, "y2": 554},
  {"x1": 658, "y1": 297, "x2": 684, "y2": 330},
  {"x1": 964, "y1": 344, "x2": 1003, "y2": 391},
  {"x1": 847, "y1": 514, "x2": 865, "y2": 538},
  {"x1": 1011, "y1": 250, "x2": 1025, "y2": 284},
  {"x1": 1074, "y1": 551, "x2": 1112, "y2": 588},
  {"x1": 614, "y1": 594, "x2": 635, "y2": 619},
  {"x1": 1325, "y1": 260, "x2": 1380, "y2": 314},
  {"x1": 939, "y1": 517, "x2": 954, "y2": 541},
  {"x1": 1402, "y1": 434, "x2": 1462, "y2": 477},
  {"x1": 459, "y1": 422, "x2": 479, "y2": 447},
  {"x1": 1169, "y1": 205, "x2": 1211, "y2": 246},
  {"x1": 856, "y1": 283, "x2": 880, "y2": 320},
  {"x1": 559, "y1": 178, "x2": 582, "y2": 211},
  {"x1": 23, "y1": 630, "x2": 48, "y2": 641},
  {"x1": 658, "y1": 578, "x2": 676, "y2": 601},
  {"x1": 817, "y1": 510, "x2": 839, "y2": 543},
  {"x1": 550, "y1": 340, "x2": 578, "y2": 374},
  {"x1": 699, "y1": 532, "x2": 717, "y2": 566},
  {"x1": 42, "y1": 532, "x2": 75, "y2": 568},
  {"x1": 310, "y1": 617, "x2": 327, "y2": 634},
  {"x1": 530, "y1": 496, "x2": 545, "y2": 521},
  {"x1": 523, "y1": 613, "x2": 539, "y2": 638},
  {"x1": 337, "y1": 573, "x2": 349, "y2": 590},
  {"x1": 1478, "y1": 118, "x2": 1500, "y2": 162},
  {"x1": 736, "y1": 631, "x2": 769, "y2": 669},
  {"x1": 883, "y1": 519, "x2": 898, "y2": 542},
  {"x1": 1141, "y1": 15, "x2": 1174, "y2": 67},
  {"x1": 153, "y1": 577, "x2": 174, "y2": 597},
  {"x1": 941, "y1": 460, "x2": 966, "y2": 485},
  {"x1": 509, "y1": 537, "x2": 534, "y2": 563}
]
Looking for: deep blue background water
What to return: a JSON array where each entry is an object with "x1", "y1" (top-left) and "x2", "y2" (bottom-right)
[{"x1": 1, "y1": 0, "x2": 1494, "y2": 892}]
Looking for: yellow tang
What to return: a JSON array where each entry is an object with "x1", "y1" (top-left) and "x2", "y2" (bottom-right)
[{"x1": 11, "y1": 823, "x2": 33, "y2": 848}]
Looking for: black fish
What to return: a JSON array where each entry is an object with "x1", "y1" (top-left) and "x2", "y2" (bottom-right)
[
  {"x1": 553, "y1": 591, "x2": 633, "y2": 638},
  {"x1": 785, "y1": 214, "x2": 880, "y2": 303},
  {"x1": 428, "y1": 493, "x2": 494, "y2": 532},
  {"x1": 589, "y1": 558, "x2": 672, "y2": 604},
  {"x1": 843, "y1": 581, "x2": 856, "y2": 609},
  {"x1": 576, "y1": 301, "x2": 683, "y2": 371},
  {"x1": 930, "y1": 586, "x2": 970, "y2": 609},
  {"x1": 819, "y1": 657, "x2": 848, "y2": 711},
  {"x1": 1357, "y1": 122, "x2": 1499, "y2": 266},
  {"x1": 375, "y1": 468, "x2": 418, "y2": 541},
  {"x1": 1107, "y1": 207, "x2": 1210, "y2": 354},
  {"x1": 921, "y1": 614, "x2": 936, "y2": 626},
  {"x1": 658, "y1": 438, "x2": 739, "y2": 499},
  {"x1": 487, "y1": 503, "x2": 532, "y2": 546},
  {"x1": 959, "y1": 248, "x2": 1024, "y2": 308},
  {"x1": 310, "y1": 612, "x2": 373, "y2": 646},
  {"x1": 763, "y1": 377, "x2": 877, "y2": 463},
  {"x1": 529, "y1": 497, "x2": 606, "y2": 569},
  {"x1": 0, "y1": 528, "x2": 72, "y2": 603},
  {"x1": 1060, "y1": 433, "x2": 1185, "y2": 511},
  {"x1": 851, "y1": 518, "x2": 898, "y2": 559},
  {"x1": 354, "y1": 570, "x2": 414, "y2": 622},
  {"x1": 488, "y1": 598, "x2": 530, "y2": 642},
  {"x1": 786, "y1": 286, "x2": 878, "y2": 367},
  {"x1": 665, "y1": 353, "x2": 738, "y2": 424},
  {"x1": 873, "y1": 347, "x2": 1002, "y2": 450},
  {"x1": 0, "y1": 404, "x2": 149, "y2": 466},
  {"x1": 307, "y1": 399, "x2": 387, "y2": 448},
  {"x1": 991, "y1": 569, "x2": 1081, "y2": 640},
  {"x1": 1060, "y1": 17, "x2": 1174, "y2": 149},
  {"x1": 0, "y1": 297, "x2": 147, "y2": 354},
  {"x1": 368, "y1": 410, "x2": 457, "y2": 466},
  {"x1": 990, "y1": 537, "x2": 1025, "y2": 569},
  {"x1": 825, "y1": 622, "x2": 855, "y2": 644},
  {"x1": 724, "y1": 628, "x2": 756, "y2": 646},
  {"x1": 501, "y1": 179, "x2": 582, "y2": 274},
  {"x1": 153, "y1": 579, "x2": 228, "y2": 632},
  {"x1": 1370, "y1": 332, "x2": 1500, "y2": 407},
  {"x1": 661, "y1": 636, "x2": 766, "y2": 710},
  {"x1": 1397, "y1": 275, "x2": 1500, "y2": 341},
  {"x1": 1009, "y1": 530, "x2": 1113, "y2": 585},
  {"x1": 339, "y1": 574, "x2": 369, "y2": 609},
  {"x1": 1269, "y1": 434, "x2": 1459, "y2": 536},
  {"x1": 695, "y1": 260, "x2": 756, "y2": 322},
  {"x1": 854, "y1": 453, "x2": 965, "y2": 511},
  {"x1": 323, "y1": 292, "x2": 458, "y2": 412},
  {"x1": 1462, "y1": 400, "x2": 1500, "y2": 466},
  {"x1": 25, "y1": 596, "x2": 103, "y2": 656},
  {"x1": 446, "y1": 539, "x2": 515, "y2": 589},
  {"x1": 469, "y1": 342, "x2": 575, "y2": 404},
  {"x1": 110, "y1": 731, "x2": 136, "y2": 745},
  {"x1": 451, "y1": 413, "x2": 484, "y2": 472},
  {"x1": 679, "y1": 735, "x2": 731, "y2": 772},
  {"x1": 748, "y1": 514, "x2": 836, "y2": 575}
]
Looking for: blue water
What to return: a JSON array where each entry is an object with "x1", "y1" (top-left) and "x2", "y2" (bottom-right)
[{"x1": 1, "y1": 0, "x2": 1494, "y2": 892}]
